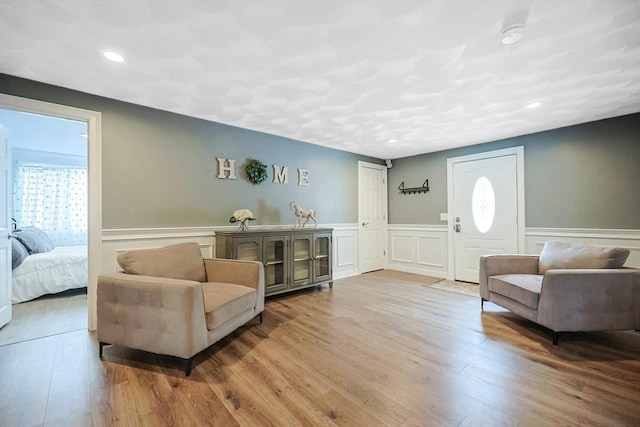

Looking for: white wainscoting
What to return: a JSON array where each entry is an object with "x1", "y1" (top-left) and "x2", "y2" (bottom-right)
[
  {"x1": 388, "y1": 225, "x2": 640, "y2": 278},
  {"x1": 101, "y1": 227, "x2": 218, "y2": 274},
  {"x1": 100, "y1": 225, "x2": 639, "y2": 285},
  {"x1": 101, "y1": 224, "x2": 360, "y2": 279},
  {"x1": 525, "y1": 228, "x2": 640, "y2": 269},
  {"x1": 388, "y1": 225, "x2": 449, "y2": 278},
  {"x1": 329, "y1": 224, "x2": 360, "y2": 279}
]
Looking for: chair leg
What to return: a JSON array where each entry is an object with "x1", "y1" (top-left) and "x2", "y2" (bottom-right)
[
  {"x1": 185, "y1": 357, "x2": 193, "y2": 377},
  {"x1": 552, "y1": 331, "x2": 560, "y2": 345},
  {"x1": 99, "y1": 342, "x2": 108, "y2": 358}
]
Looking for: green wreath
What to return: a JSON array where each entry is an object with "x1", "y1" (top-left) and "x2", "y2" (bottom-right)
[{"x1": 245, "y1": 159, "x2": 268, "y2": 184}]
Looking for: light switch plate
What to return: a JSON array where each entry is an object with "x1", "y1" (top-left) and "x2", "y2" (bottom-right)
[{"x1": 440, "y1": 213, "x2": 448, "y2": 221}]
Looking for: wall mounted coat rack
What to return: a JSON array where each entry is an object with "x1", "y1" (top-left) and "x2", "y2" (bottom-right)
[{"x1": 398, "y1": 179, "x2": 429, "y2": 194}]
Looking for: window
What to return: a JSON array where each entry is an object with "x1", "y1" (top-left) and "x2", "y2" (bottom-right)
[
  {"x1": 472, "y1": 176, "x2": 495, "y2": 234},
  {"x1": 13, "y1": 163, "x2": 87, "y2": 246}
]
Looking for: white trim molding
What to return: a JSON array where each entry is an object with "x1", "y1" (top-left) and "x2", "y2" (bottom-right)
[{"x1": 1, "y1": 94, "x2": 102, "y2": 331}]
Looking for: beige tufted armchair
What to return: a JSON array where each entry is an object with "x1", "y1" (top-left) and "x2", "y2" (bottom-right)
[{"x1": 97, "y1": 242, "x2": 264, "y2": 375}]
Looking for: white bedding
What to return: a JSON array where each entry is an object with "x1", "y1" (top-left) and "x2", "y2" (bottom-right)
[{"x1": 12, "y1": 245, "x2": 88, "y2": 304}]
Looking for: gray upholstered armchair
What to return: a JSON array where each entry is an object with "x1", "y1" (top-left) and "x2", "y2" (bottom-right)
[
  {"x1": 97, "y1": 242, "x2": 264, "y2": 375},
  {"x1": 480, "y1": 241, "x2": 640, "y2": 344}
]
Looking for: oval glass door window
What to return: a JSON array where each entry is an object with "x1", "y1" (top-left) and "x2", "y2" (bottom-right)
[{"x1": 472, "y1": 176, "x2": 495, "y2": 233}]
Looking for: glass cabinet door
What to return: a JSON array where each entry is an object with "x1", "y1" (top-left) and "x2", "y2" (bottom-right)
[
  {"x1": 291, "y1": 235, "x2": 312, "y2": 287},
  {"x1": 313, "y1": 233, "x2": 331, "y2": 282},
  {"x1": 233, "y1": 237, "x2": 261, "y2": 261},
  {"x1": 264, "y1": 235, "x2": 288, "y2": 294}
]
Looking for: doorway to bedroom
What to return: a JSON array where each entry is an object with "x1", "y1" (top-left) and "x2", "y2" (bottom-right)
[{"x1": 0, "y1": 108, "x2": 88, "y2": 346}]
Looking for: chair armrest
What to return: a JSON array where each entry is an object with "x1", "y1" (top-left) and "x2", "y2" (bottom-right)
[
  {"x1": 97, "y1": 273, "x2": 209, "y2": 359},
  {"x1": 537, "y1": 268, "x2": 640, "y2": 332},
  {"x1": 204, "y1": 258, "x2": 265, "y2": 313},
  {"x1": 479, "y1": 255, "x2": 540, "y2": 298}
]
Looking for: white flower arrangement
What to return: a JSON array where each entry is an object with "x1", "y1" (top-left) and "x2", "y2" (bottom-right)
[{"x1": 229, "y1": 209, "x2": 257, "y2": 231}]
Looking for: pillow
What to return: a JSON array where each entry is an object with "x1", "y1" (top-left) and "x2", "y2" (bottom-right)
[
  {"x1": 12, "y1": 226, "x2": 55, "y2": 254},
  {"x1": 538, "y1": 240, "x2": 630, "y2": 274},
  {"x1": 117, "y1": 242, "x2": 207, "y2": 282},
  {"x1": 11, "y1": 237, "x2": 29, "y2": 269}
]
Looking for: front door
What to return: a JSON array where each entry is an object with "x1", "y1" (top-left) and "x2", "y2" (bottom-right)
[
  {"x1": 358, "y1": 161, "x2": 387, "y2": 273},
  {"x1": 0, "y1": 125, "x2": 11, "y2": 328},
  {"x1": 451, "y1": 152, "x2": 520, "y2": 283}
]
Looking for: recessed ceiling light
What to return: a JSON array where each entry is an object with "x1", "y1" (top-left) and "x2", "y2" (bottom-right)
[
  {"x1": 525, "y1": 102, "x2": 542, "y2": 109},
  {"x1": 502, "y1": 24, "x2": 525, "y2": 45},
  {"x1": 102, "y1": 50, "x2": 124, "y2": 62},
  {"x1": 386, "y1": 138, "x2": 398, "y2": 144}
]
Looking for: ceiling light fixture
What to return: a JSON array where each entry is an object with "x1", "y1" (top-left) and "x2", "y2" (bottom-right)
[
  {"x1": 386, "y1": 138, "x2": 398, "y2": 144},
  {"x1": 102, "y1": 50, "x2": 124, "y2": 62},
  {"x1": 501, "y1": 24, "x2": 525, "y2": 45},
  {"x1": 525, "y1": 101, "x2": 542, "y2": 109}
]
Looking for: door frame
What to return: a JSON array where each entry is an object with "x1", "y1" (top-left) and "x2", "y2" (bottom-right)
[
  {"x1": 0, "y1": 94, "x2": 102, "y2": 330},
  {"x1": 357, "y1": 160, "x2": 388, "y2": 273},
  {"x1": 446, "y1": 146, "x2": 525, "y2": 281}
]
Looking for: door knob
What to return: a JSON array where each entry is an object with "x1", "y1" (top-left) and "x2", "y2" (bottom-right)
[{"x1": 362, "y1": 222, "x2": 369, "y2": 227}]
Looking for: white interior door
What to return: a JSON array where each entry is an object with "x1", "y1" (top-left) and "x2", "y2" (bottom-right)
[
  {"x1": 0, "y1": 124, "x2": 11, "y2": 328},
  {"x1": 452, "y1": 153, "x2": 520, "y2": 283},
  {"x1": 358, "y1": 161, "x2": 387, "y2": 273}
]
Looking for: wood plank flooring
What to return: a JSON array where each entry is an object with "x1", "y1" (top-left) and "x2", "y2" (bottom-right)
[{"x1": 1, "y1": 270, "x2": 639, "y2": 426}]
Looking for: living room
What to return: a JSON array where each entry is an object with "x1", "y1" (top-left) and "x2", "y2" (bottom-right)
[{"x1": 1, "y1": 1, "x2": 639, "y2": 426}]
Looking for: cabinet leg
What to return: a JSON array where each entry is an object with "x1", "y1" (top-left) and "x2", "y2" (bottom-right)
[{"x1": 329, "y1": 281, "x2": 333, "y2": 289}]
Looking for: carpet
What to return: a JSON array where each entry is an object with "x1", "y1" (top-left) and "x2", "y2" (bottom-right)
[
  {"x1": 424, "y1": 279, "x2": 480, "y2": 297},
  {"x1": 0, "y1": 288, "x2": 87, "y2": 346},
  {"x1": 420, "y1": 275, "x2": 445, "y2": 286}
]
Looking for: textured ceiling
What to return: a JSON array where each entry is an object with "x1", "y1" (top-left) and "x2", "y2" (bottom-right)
[{"x1": 1, "y1": 0, "x2": 639, "y2": 159}]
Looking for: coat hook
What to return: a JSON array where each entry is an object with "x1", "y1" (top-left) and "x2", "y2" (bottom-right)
[{"x1": 398, "y1": 179, "x2": 429, "y2": 194}]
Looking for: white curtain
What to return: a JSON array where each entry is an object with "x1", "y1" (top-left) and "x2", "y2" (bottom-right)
[{"x1": 13, "y1": 163, "x2": 88, "y2": 246}]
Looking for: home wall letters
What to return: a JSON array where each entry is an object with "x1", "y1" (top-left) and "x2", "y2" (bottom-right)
[{"x1": 217, "y1": 157, "x2": 310, "y2": 186}]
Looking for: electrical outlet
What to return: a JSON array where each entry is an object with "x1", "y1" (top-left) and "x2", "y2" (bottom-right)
[{"x1": 440, "y1": 213, "x2": 448, "y2": 221}]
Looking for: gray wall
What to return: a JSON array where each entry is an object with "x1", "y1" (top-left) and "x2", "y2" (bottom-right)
[
  {"x1": 389, "y1": 113, "x2": 640, "y2": 229},
  {"x1": 1, "y1": 74, "x2": 383, "y2": 228},
  {"x1": 3, "y1": 74, "x2": 638, "y2": 230}
]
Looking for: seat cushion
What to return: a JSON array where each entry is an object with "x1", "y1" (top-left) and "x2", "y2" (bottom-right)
[
  {"x1": 117, "y1": 242, "x2": 206, "y2": 282},
  {"x1": 488, "y1": 274, "x2": 543, "y2": 309},
  {"x1": 538, "y1": 240, "x2": 630, "y2": 274},
  {"x1": 202, "y1": 282, "x2": 257, "y2": 330}
]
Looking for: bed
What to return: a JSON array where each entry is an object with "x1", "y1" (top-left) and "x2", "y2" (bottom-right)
[{"x1": 12, "y1": 245, "x2": 88, "y2": 304}]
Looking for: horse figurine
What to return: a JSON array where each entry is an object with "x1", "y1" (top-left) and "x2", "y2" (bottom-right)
[{"x1": 289, "y1": 201, "x2": 317, "y2": 228}]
